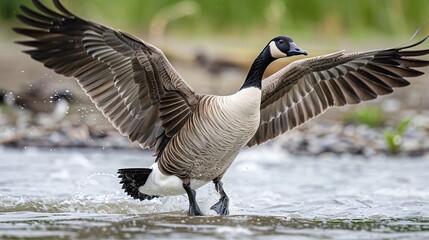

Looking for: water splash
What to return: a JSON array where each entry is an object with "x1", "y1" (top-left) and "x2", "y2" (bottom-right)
[{"x1": 74, "y1": 172, "x2": 118, "y2": 197}]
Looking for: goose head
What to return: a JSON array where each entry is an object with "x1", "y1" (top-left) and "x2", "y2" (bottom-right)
[
  {"x1": 268, "y1": 36, "x2": 308, "y2": 59},
  {"x1": 241, "y1": 36, "x2": 307, "y2": 90}
]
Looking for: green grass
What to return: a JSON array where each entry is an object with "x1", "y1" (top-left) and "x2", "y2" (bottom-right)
[
  {"x1": 343, "y1": 107, "x2": 414, "y2": 154},
  {"x1": 384, "y1": 118, "x2": 412, "y2": 155},
  {"x1": 343, "y1": 107, "x2": 385, "y2": 128},
  {"x1": 2, "y1": 0, "x2": 429, "y2": 39}
]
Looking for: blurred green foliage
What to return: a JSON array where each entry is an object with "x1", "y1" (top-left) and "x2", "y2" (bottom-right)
[
  {"x1": 343, "y1": 107, "x2": 385, "y2": 128},
  {"x1": 384, "y1": 118, "x2": 412, "y2": 154},
  {"x1": 1, "y1": 0, "x2": 429, "y2": 38}
]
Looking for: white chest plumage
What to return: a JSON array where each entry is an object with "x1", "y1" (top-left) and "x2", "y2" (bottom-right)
[
  {"x1": 168, "y1": 86, "x2": 262, "y2": 177},
  {"x1": 199, "y1": 87, "x2": 262, "y2": 161},
  {"x1": 207, "y1": 87, "x2": 261, "y2": 172},
  {"x1": 222, "y1": 87, "x2": 261, "y2": 137}
]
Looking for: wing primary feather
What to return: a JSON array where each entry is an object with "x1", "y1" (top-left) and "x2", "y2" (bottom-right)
[
  {"x1": 398, "y1": 49, "x2": 429, "y2": 57},
  {"x1": 16, "y1": 14, "x2": 52, "y2": 28},
  {"x1": 344, "y1": 73, "x2": 377, "y2": 101},
  {"x1": 363, "y1": 67, "x2": 410, "y2": 87},
  {"x1": 355, "y1": 69, "x2": 393, "y2": 95},
  {"x1": 32, "y1": 0, "x2": 68, "y2": 19},
  {"x1": 394, "y1": 58, "x2": 429, "y2": 68},
  {"x1": 19, "y1": 5, "x2": 53, "y2": 22},
  {"x1": 53, "y1": 0, "x2": 75, "y2": 16},
  {"x1": 336, "y1": 76, "x2": 361, "y2": 103}
]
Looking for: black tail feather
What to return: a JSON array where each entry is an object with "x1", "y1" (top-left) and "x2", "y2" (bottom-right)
[{"x1": 117, "y1": 168, "x2": 159, "y2": 201}]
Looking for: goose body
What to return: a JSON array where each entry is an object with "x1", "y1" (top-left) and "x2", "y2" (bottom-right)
[
  {"x1": 159, "y1": 87, "x2": 261, "y2": 181},
  {"x1": 142, "y1": 87, "x2": 261, "y2": 195},
  {"x1": 140, "y1": 87, "x2": 261, "y2": 196},
  {"x1": 14, "y1": 0, "x2": 429, "y2": 216}
]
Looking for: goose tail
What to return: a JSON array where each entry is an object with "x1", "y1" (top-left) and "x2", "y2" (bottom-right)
[{"x1": 117, "y1": 168, "x2": 159, "y2": 201}]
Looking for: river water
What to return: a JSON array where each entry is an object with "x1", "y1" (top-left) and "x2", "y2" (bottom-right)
[{"x1": 0, "y1": 145, "x2": 428, "y2": 239}]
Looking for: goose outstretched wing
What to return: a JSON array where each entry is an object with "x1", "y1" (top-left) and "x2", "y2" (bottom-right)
[
  {"x1": 248, "y1": 37, "x2": 429, "y2": 147},
  {"x1": 14, "y1": 0, "x2": 199, "y2": 155}
]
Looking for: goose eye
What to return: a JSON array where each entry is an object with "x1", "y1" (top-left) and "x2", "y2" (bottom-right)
[{"x1": 278, "y1": 40, "x2": 284, "y2": 44}]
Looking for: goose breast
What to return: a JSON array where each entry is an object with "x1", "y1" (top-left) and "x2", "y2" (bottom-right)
[{"x1": 158, "y1": 87, "x2": 262, "y2": 181}]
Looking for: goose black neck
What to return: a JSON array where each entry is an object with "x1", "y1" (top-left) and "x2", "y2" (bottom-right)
[{"x1": 240, "y1": 47, "x2": 274, "y2": 90}]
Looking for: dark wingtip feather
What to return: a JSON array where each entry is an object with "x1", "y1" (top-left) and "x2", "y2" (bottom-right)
[
  {"x1": 15, "y1": 40, "x2": 38, "y2": 47},
  {"x1": 13, "y1": 28, "x2": 48, "y2": 39},
  {"x1": 16, "y1": 14, "x2": 52, "y2": 29},
  {"x1": 19, "y1": 5, "x2": 52, "y2": 22},
  {"x1": 32, "y1": 0, "x2": 68, "y2": 19},
  {"x1": 53, "y1": 0, "x2": 74, "y2": 16},
  {"x1": 400, "y1": 49, "x2": 429, "y2": 57},
  {"x1": 396, "y1": 35, "x2": 429, "y2": 51}
]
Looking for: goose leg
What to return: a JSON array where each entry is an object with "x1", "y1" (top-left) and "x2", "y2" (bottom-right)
[
  {"x1": 210, "y1": 180, "x2": 229, "y2": 215},
  {"x1": 183, "y1": 182, "x2": 203, "y2": 216}
]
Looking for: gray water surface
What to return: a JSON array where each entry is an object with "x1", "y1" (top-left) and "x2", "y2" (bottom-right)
[{"x1": 0, "y1": 146, "x2": 428, "y2": 239}]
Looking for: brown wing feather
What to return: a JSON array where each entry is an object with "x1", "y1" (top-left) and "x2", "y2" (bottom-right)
[
  {"x1": 14, "y1": 0, "x2": 199, "y2": 155},
  {"x1": 248, "y1": 38, "x2": 429, "y2": 147}
]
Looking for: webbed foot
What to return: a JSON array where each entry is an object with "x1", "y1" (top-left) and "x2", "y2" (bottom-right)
[{"x1": 211, "y1": 181, "x2": 229, "y2": 215}]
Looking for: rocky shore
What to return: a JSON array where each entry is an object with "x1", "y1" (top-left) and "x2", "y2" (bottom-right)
[
  {"x1": 1, "y1": 107, "x2": 428, "y2": 158},
  {"x1": 276, "y1": 114, "x2": 429, "y2": 157}
]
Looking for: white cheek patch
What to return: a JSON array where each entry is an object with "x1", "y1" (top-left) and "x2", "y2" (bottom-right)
[{"x1": 269, "y1": 41, "x2": 287, "y2": 58}]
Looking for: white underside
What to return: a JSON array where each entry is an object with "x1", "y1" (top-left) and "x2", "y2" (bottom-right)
[{"x1": 138, "y1": 162, "x2": 209, "y2": 196}]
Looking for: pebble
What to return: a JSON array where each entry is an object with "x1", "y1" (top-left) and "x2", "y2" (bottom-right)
[
  {"x1": 278, "y1": 115, "x2": 429, "y2": 157},
  {"x1": 0, "y1": 109, "x2": 428, "y2": 157}
]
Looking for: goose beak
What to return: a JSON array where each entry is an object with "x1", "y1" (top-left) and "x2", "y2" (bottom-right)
[{"x1": 287, "y1": 42, "x2": 308, "y2": 56}]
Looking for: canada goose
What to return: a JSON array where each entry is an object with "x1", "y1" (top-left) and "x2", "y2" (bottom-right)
[
  {"x1": 14, "y1": 0, "x2": 429, "y2": 216},
  {"x1": 1, "y1": 86, "x2": 73, "y2": 125},
  {"x1": 195, "y1": 51, "x2": 244, "y2": 77}
]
